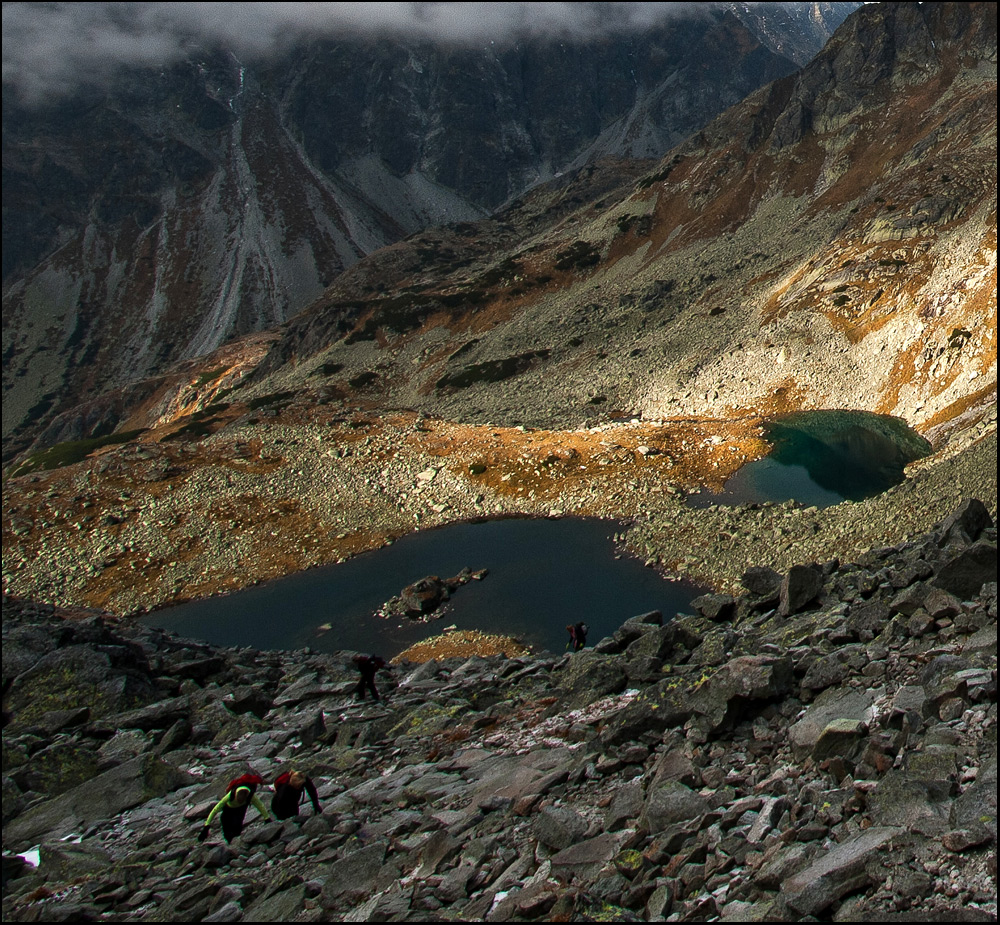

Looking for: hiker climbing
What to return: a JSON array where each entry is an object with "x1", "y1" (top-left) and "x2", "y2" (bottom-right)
[
  {"x1": 271, "y1": 769, "x2": 321, "y2": 820},
  {"x1": 198, "y1": 773, "x2": 271, "y2": 842},
  {"x1": 353, "y1": 654, "x2": 388, "y2": 701},
  {"x1": 566, "y1": 621, "x2": 589, "y2": 651}
]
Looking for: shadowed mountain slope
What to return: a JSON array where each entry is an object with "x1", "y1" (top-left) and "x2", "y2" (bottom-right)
[{"x1": 1, "y1": 3, "x2": 858, "y2": 458}]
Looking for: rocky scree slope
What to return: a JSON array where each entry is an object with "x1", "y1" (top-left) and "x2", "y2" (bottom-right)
[
  {"x1": 2, "y1": 498, "x2": 996, "y2": 922},
  {"x1": 1, "y1": 3, "x2": 858, "y2": 458},
  {"x1": 239, "y1": 1, "x2": 995, "y2": 443}
]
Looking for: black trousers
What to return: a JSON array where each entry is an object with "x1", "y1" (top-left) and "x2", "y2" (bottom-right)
[{"x1": 221, "y1": 804, "x2": 249, "y2": 841}]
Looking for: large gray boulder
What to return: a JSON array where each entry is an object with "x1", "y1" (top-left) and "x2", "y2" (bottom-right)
[
  {"x1": 781, "y1": 826, "x2": 905, "y2": 916},
  {"x1": 932, "y1": 541, "x2": 998, "y2": 600},
  {"x1": 4, "y1": 754, "x2": 194, "y2": 848}
]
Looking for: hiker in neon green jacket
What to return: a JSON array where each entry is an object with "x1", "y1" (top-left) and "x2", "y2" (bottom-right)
[{"x1": 198, "y1": 776, "x2": 271, "y2": 842}]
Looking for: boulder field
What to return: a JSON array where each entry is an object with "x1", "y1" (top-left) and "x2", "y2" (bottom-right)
[{"x1": 2, "y1": 499, "x2": 996, "y2": 922}]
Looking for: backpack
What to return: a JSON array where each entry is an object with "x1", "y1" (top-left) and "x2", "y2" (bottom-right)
[{"x1": 226, "y1": 773, "x2": 264, "y2": 795}]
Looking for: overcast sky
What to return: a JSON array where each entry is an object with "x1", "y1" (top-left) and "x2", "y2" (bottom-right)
[{"x1": 3, "y1": 2, "x2": 710, "y2": 105}]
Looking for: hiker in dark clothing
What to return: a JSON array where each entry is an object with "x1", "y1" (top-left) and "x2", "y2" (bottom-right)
[
  {"x1": 271, "y1": 769, "x2": 321, "y2": 820},
  {"x1": 353, "y1": 654, "x2": 388, "y2": 701},
  {"x1": 566, "y1": 622, "x2": 589, "y2": 651},
  {"x1": 198, "y1": 774, "x2": 270, "y2": 842}
]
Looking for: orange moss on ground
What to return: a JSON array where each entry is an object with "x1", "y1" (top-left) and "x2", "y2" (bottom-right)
[
  {"x1": 919, "y1": 382, "x2": 999, "y2": 434},
  {"x1": 391, "y1": 630, "x2": 531, "y2": 664},
  {"x1": 407, "y1": 413, "x2": 772, "y2": 499}
]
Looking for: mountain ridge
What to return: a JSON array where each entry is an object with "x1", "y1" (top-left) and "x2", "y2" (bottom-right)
[{"x1": 1, "y1": 2, "x2": 859, "y2": 457}]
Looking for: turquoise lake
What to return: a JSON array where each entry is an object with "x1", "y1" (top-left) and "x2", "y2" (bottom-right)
[{"x1": 687, "y1": 410, "x2": 932, "y2": 509}]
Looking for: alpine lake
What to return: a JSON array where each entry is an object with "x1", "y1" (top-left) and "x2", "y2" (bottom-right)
[{"x1": 148, "y1": 410, "x2": 931, "y2": 657}]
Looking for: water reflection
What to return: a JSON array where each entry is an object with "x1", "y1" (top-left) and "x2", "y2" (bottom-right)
[{"x1": 147, "y1": 517, "x2": 703, "y2": 658}]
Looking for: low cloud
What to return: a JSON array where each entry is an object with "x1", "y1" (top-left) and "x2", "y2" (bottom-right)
[{"x1": 3, "y1": 1, "x2": 706, "y2": 105}]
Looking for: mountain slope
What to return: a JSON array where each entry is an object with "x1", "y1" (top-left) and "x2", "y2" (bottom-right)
[
  {"x1": 1, "y1": 2, "x2": 994, "y2": 620},
  {"x1": 2, "y1": 2, "x2": 858, "y2": 457},
  {"x1": 243, "y1": 1, "x2": 995, "y2": 440}
]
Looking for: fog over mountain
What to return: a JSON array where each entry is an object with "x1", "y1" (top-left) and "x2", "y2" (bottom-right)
[{"x1": 3, "y1": 2, "x2": 770, "y2": 104}]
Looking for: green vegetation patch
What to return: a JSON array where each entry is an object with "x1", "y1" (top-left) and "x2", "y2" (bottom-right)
[{"x1": 9, "y1": 429, "x2": 146, "y2": 476}]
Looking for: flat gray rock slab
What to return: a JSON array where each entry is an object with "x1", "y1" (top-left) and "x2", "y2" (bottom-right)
[
  {"x1": 951, "y1": 755, "x2": 997, "y2": 839},
  {"x1": 550, "y1": 832, "x2": 626, "y2": 883},
  {"x1": 4, "y1": 754, "x2": 194, "y2": 848},
  {"x1": 782, "y1": 826, "x2": 904, "y2": 916},
  {"x1": 788, "y1": 687, "x2": 881, "y2": 759}
]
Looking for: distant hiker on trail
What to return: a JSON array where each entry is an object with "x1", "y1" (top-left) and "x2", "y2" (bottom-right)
[
  {"x1": 271, "y1": 769, "x2": 321, "y2": 820},
  {"x1": 353, "y1": 654, "x2": 389, "y2": 701},
  {"x1": 566, "y1": 622, "x2": 589, "y2": 651},
  {"x1": 198, "y1": 773, "x2": 271, "y2": 843}
]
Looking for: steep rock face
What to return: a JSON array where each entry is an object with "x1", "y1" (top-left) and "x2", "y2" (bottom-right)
[{"x1": 2, "y1": 3, "x2": 858, "y2": 456}]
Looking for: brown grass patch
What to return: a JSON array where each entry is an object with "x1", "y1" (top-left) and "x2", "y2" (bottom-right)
[{"x1": 391, "y1": 629, "x2": 531, "y2": 664}]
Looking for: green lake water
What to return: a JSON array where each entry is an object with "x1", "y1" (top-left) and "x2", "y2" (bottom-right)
[{"x1": 688, "y1": 410, "x2": 932, "y2": 509}]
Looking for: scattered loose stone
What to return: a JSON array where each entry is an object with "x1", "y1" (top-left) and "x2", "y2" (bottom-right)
[{"x1": 2, "y1": 500, "x2": 996, "y2": 923}]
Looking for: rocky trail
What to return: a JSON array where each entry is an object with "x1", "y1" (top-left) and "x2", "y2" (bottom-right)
[{"x1": 2, "y1": 499, "x2": 996, "y2": 922}]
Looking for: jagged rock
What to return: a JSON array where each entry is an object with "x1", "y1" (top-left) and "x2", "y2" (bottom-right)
[
  {"x1": 550, "y1": 833, "x2": 626, "y2": 883},
  {"x1": 689, "y1": 655, "x2": 794, "y2": 730},
  {"x1": 36, "y1": 842, "x2": 113, "y2": 880},
  {"x1": 932, "y1": 541, "x2": 998, "y2": 599},
  {"x1": 623, "y1": 624, "x2": 676, "y2": 661},
  {"x1": 788, "y1": 688, "x2": 880, "y2": 759},
  {"x1": 936, "y1": 498, "x2": 994, "y2": 546},
  {"x1": 811, "y1": 718, "x2": 867, "y2": 762},
  {"x1": 321, "y1": 840, "x2": 391, "y2": 908},
  {"x1": 90, "y1": 696, "x2": 191, "y2": 734},
  {"x1": 400, "y1": 576, "x2": 449, "y2": 615},
  {"x1": 642, "y1": 780, "x2": 710, "y2": 832},
  {"x1": 557, "y1": 652, "x2": 627, "y2": 708},
  {"x1": 869, "y1": 770, "x2": 954, "y2": 835},
  {"x1": 691, "y1": 593, "x2": 736, "y2": 622},
  {"x1": 951, "y1": 755, "x2": 998, "y2": 840},
  {"x1": 243, "y1": 884, "x2": 307, "y2": 921},
  {"x1": 202, "y1": 901, "x2": 244, "y2": 923},
  {"x1": 535, "y1": 805, "x2": 589, "y2": 850},
  {"x1": 5, "y1": 644, "x2": 158, "y2": 728},
  {"x1": 741, "y1": 566, "x2": 783, "y2": 603},
  {"x1": 17, "y1": 738, "x2": 100, "y2": 796},
  {"x1": 599, "y1": 680, "x2": 698, "y2": 746},
  {"x1": 779, "y1": 565, "x2": 824, "y2": 616},
  {"x1": 605, "y1": 778, "x2": 644, "y2": 831},
  {"x1": 4, "y1": 753, "x2": 194, "y2": 847},
  {"x1": 849, "y1": 600, "x2": 892, "y2": 639},
  {"x1": 37, "y1": 707, "x2": 91, "y2": 732}
]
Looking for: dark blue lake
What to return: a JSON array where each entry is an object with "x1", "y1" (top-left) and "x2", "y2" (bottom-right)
[
  {"x1": 147, "y1": 517, "x2": 703, "y2": 658},
  {"x1": 687, "y1": 410, "x2": 932, "y2": 509}
]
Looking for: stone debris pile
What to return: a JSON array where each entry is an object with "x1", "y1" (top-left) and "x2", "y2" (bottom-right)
[{"x1": 2, "y1": 499, "x2": 996, "y2": 922}]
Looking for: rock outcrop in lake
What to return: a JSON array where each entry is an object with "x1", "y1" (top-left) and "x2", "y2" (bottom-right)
[
  {"x1": 2, "y1": 499, "x2": 996, "y2": 922},
  {"x1": 378, "y1": 568, "x2": 489, "y2": 621}
]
